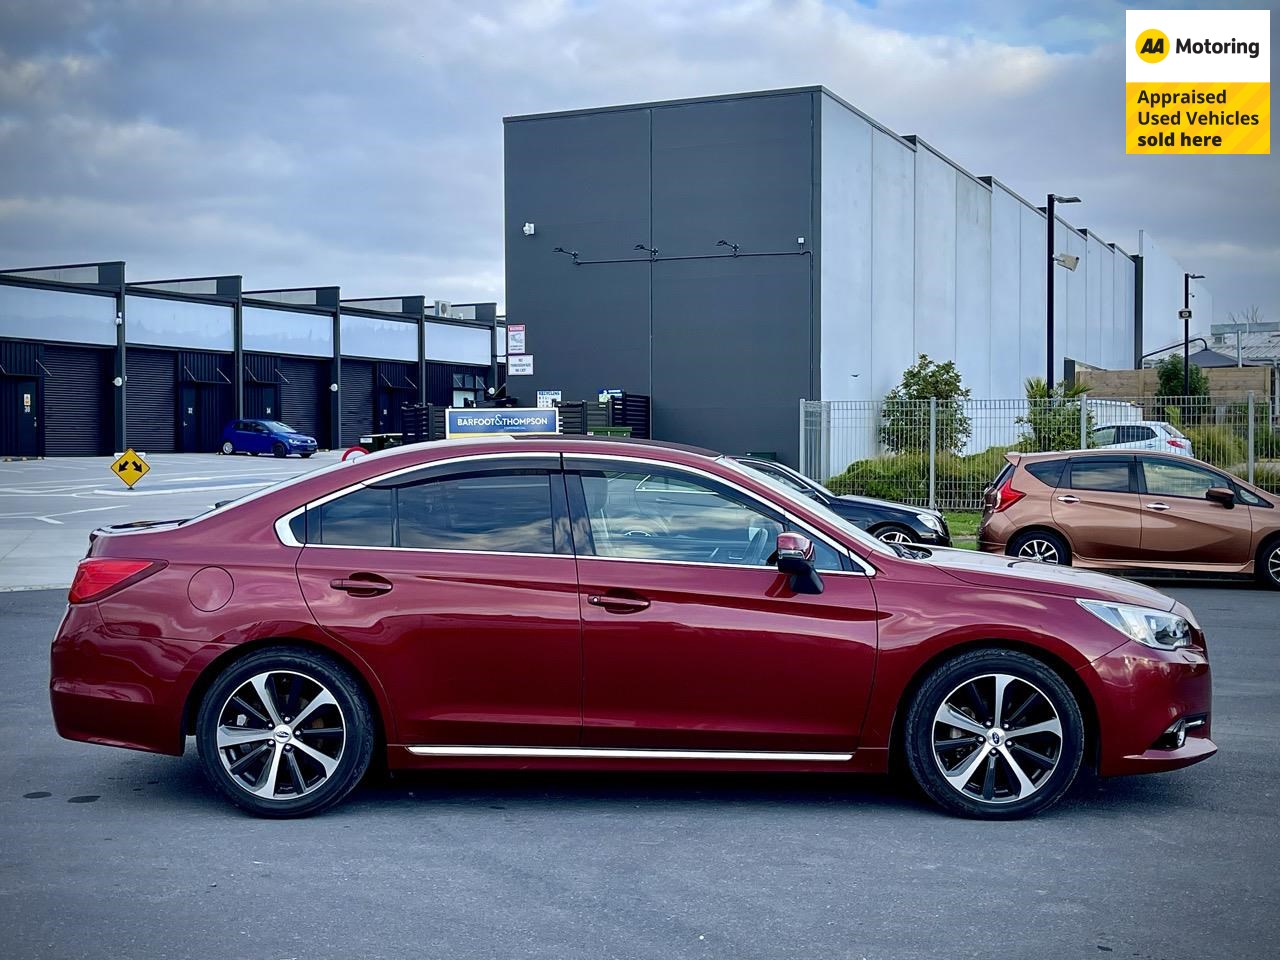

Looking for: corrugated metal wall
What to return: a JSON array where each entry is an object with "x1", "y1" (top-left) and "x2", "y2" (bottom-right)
[
  {"x1": 278, "y1": 357, "x2": 326, "y2": 443},
  {"x1": 340, "y1": 360, "x2": 373, "y2": 445},
  {"x1": 42, "y1": 345, "x2": 111, "y2": 456},
  {"x1": 125, "y1": 348, "x2": 176, "y2": 453}
]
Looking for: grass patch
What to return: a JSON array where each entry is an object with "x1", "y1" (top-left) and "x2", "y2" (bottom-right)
[{"x1": 944, "y1": 510, "x2": 981, "y2": 550}]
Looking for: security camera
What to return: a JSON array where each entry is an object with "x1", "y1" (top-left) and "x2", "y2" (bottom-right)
[
  {"x1": 522, "y1": 222, "x2": 536, "y2": 236},
  {"x1": 1055, "y1": 253, "x2": 1080, "y2": 271}
]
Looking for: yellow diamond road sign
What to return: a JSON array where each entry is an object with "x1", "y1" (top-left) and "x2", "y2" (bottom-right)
[{"x1": 111, "y1": 448, "x2": 150, "y2": 488}]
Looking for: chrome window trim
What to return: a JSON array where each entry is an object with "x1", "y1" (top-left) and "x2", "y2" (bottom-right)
[
  {"x1": 565, "y1": 453, "x2": 875, "y2": 576},
  {"x1": 406, "y1": 745, "x2": 853, "y2": 762}
]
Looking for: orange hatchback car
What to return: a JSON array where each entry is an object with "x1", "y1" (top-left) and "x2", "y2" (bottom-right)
[{"x1": 979, "y1": 450, "x2": 1280, "y2": 588}]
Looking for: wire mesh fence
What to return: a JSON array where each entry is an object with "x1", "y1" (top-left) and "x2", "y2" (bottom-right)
[{"x1": 800, "y1": 392, "x2": 1279, "y2": 511}]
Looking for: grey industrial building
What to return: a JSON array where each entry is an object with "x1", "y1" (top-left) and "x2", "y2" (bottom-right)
[
  {"x1": 0, "y1": 261, "x2": 498, "y2": 457},
  {"x1": 504, "y1": 86, "x2": 1211, "y2": 466}
]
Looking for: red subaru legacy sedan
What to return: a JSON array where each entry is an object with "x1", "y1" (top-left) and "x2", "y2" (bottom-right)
[{"x1": 51, "y1": 436, "x2": 1215, "y2": 819}]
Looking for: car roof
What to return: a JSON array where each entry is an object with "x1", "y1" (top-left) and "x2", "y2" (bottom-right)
[{"x1": 1013, "y1": 447, "x2": 1184, "y2": 462}]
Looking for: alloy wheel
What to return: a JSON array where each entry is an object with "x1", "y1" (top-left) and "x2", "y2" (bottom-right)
[
  {"x1": 1016, "y1": 538, "x2": 1060, "y2": 563},
  {"x1": 931, "y1": 673, "x2": 1063, "y2": 805},
  {"x1": 215, "y1": 670, "x2": 346, "y2": 801},
  {"x1": 877, "y1": 528, "x2": 913, "y2": 544}
]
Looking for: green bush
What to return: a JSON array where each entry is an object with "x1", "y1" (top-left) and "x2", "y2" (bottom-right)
[
  {"x1": 1253, "y1": 463, "x2": 1280, "y2": 495},
  {"x1": 828, "y1": 446, "x2": 1014, "y2": 509},
  {"x1": 1184, "y1": 424, "x2": 1245, "y2": 468}
]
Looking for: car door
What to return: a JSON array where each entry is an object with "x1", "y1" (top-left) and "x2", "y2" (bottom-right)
[
  {"x1": 1051, "y1": 457, "x2": 1143, "y2": 561},
  {"x1": 249, "y1": 421, "x2": 272, "y2": 454},
  {"x1": 1136, "y1": 457, "x2": 1254, "y2": 565},
  {"x1": 294, "y1": 454, "x2": 583, "y2": 747},
  {"x1": 567, "y1": 455, "x2": 879, "y2": 755}
]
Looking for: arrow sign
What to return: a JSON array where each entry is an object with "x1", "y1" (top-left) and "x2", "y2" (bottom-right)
[{"x1": 110, "y1": 448, "x2": 151, "y2": 488}]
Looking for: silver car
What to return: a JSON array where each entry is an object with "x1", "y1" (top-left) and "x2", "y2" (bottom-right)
[{"x1": 1090, "y1": 420, "x2": 1194, "y2": 458}]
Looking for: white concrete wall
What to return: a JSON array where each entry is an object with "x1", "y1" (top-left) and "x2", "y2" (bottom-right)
[
  {"x1": 1138, "y1": 230, "x2": 1214, "y2": 355},
  {"x1": 818, "y1": 93, "x2": 1144, "y2": 403}
]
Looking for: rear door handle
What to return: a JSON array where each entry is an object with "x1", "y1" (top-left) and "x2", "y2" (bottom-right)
[
  {"x1": 588, "y1": 594, "x2": 650, "y2": 613},
  {"x1": 1056, "y1": 495, "x2": 1080, "y2": 504},
  {"x1": 330, "y1": 575, "x2": 393, "y2": 596},
  {"x1": 1146, "y1": 502, "x2": 1171, "y2": 511}
]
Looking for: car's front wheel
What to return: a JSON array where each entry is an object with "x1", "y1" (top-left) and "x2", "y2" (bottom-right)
[
  {"x1": 220, "y1": 440, "x2": 235, "y2": 455},
  {"x1": 904, "y1": 649, "x2": 1085, "y2": 819},
  {"x1": 874, "y1": 524, "x2": 916, "y2": 545},
  {"x1": 272, "y1": 441, "x2": 288, "y2": 458},
  {"x1": 1257, "y1": 537, "x2": 1280, "y2": 590},
  {"x1": 195, "y1": 648, "x2": 375, "y2": 818},
  {"x1": 1007, "y1": 529, "x2": 1070, "y2": 565}
]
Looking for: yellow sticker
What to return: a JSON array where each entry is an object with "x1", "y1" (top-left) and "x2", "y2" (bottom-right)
[{"x1": 110, "y1": 448, "x2": 151, "y2": 488}]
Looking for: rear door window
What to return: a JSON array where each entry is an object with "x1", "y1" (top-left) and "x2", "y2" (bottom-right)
[
  {"x1": 1091, "y1": 426, "x2": 1117, "y2": 446},
  {"x1": 1067, "y1": 458, "x2": 1133, "y2": 492},
  {"x1": 397, "y1": 471, "x2": 555, "y2": 554}
]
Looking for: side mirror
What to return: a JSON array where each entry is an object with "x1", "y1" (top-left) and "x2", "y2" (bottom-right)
[
  {"x1": 1206, "y1": 487, "x2": 1236, "y2": 508},
  {"x1": 775, "y1": 532, "x2": 824, "y2": 595}
]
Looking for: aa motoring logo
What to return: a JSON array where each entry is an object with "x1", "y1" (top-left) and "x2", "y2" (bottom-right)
[
  {"x1": 1134, "y1": 27, "x2": 1260, "y2": 63},
  {"x1": 1136, "y1": 28, "x2": 1170, "y2": 63}
]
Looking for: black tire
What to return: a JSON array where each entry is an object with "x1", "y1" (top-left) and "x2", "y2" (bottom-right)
[
  {"x1": 250, "y1": 451, "x2": 259, "y2": 456},
  {"x1": 1256, "y1": 536, "x2": 1280, "y2": 590},
  {"x1": 873, "y1": 524, "x2": 917, "y2": 545},
  {"x1": 220, "y1": 440, "x2": 235, "y2": 455},
  {"x1": 904, "y1": 648, "x2": 1085, "y2": 819},
  {"x1": 300, "y1": 451, "x2": 314, "y2": 459},
  {"x1": 272, "y1": 442, "x2": 288, "y2": 458},
  {"x1": 195, "y1": 647, "x2": 375, "y2": 818},
  {"x1": 1007, "y1": 529, "x2": 1070, "y2": 565}
]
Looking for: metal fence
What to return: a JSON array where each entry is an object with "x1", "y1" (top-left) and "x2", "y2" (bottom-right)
[{"x1": 800, "y1": 392, "x2": 1279, "y2": 511}]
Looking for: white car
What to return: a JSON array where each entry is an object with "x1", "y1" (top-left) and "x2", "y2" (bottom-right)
[{"x1": 1090, "y1": 420, "x2": 1194, "y2": 457}]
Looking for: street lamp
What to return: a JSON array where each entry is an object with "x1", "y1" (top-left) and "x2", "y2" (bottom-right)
[
  {"x1": 1046, "y1": 193, "x2": 1081, "y2": 389},
  {"x1": 1184, "y1": 272, "x2": 1205, "y2": 395}
]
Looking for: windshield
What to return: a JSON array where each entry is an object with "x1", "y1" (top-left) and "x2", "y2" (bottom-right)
[
  {"x1": 720, "y1": 457, "x2": 896, "y2": 557},
  {"x1": 261, "y1": 421, "x2": 298, "y2": 433}
]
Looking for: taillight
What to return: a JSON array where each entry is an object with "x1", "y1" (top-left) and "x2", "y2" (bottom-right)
[
  {"x1": 1166, "y1": 438, "x2": 1186, "y2": 449},
  {"x1": 68, "y1": 558, "x2": 163, "y2": 604},
  {"x1": 993, "y1": 476, "x2": 1025, "y2": 513}
]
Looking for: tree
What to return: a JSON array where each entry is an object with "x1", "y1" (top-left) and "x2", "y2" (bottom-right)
[
  {"x1": 1016, "y1": 377, "x2": 1095, "y2": 452},
  {"x1": 1154, "y1": 354, "x2": 1208, "y2": 399},
  {"x1": 879, "y1": 354, "x2": 971, "y2": 455}
]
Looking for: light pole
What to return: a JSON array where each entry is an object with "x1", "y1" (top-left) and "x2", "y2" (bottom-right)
[
  {"x1": 1183, "y1": 272, "x2": 1205, "y2": 395},
  {"x1": 1046, "y1": 193, "x2": 1081, "y2": 389}
]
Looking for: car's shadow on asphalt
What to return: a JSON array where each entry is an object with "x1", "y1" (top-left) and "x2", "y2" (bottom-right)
[{"x1": 102, "y1": 750, "x2": 1213, "y2": 823}]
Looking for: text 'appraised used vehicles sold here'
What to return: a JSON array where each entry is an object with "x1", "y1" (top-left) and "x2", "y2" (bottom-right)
[{"x1": 51, "y1": 436, "x2": 1214, "y2": 819}]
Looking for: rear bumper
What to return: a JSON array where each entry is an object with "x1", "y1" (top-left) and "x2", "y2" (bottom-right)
[
  {"x1": 49, "y1": 603, "x2": 211, "y2": 757},
  {"x1": 1082, "y1": 639, "x2": 1216, "y2": 777}
]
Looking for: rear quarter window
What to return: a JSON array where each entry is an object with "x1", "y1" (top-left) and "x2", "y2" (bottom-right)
[{"x1": 1024, "y1": 459, "x2": 1066, "y2": 488}]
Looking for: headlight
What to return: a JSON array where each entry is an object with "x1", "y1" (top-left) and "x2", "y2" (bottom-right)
[
  {"x1": 1077, "y1": 599, "x2": 1192, "y2": 650},
  {"x1": 916, "y1": 513, "x2": 944, "y2": 534}
]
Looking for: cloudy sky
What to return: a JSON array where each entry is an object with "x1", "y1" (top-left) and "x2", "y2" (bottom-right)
[{"x1": 0, "y1": 0, "x2": 1275, "y2": 324}]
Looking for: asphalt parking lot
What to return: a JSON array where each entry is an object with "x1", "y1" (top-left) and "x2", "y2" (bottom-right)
[
  {"x1": 1, "y1": 582, "x2": 1276, "y2": 960},
  {"x1": 0, "y1": 452, "x2": 340, "y2": 590}
]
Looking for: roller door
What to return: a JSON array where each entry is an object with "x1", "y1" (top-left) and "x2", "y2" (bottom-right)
[
  {"x1": 42, "y1": 345, "x2": 111, "y2": 456},
  {"x1": 126, "y1": 349, "x2": 177, "y2": 453},
  {"x1": 279, "y1": 357, "x2": 326, "y2": 444},
  {"x1": 340, "y1": 360, "x2": 373, "y2": 446}
]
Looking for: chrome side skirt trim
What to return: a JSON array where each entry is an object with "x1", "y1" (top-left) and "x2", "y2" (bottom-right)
[{"x1": 406, "y1": 745, "x2": 853, "y2": 762}]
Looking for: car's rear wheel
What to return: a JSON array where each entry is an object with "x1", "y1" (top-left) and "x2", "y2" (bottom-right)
[
  {"x1": 1256, "y1": 537, "x2": 1280, "y2": 590},
  {"x1": 1007, "y1": 529, "x2": 1070, "y2": 565},
  {"x1": 904, "y1": 649, "x2": 1085, "y2": 819},
  {"x1": 220, "y1": 440, "x2": 234, "y2": 455},
  {"x1": 195, "y1": 648, "x2": 375, "y2": 818},
  {"x1": 272, "y1": 441, "x2": 287, "y2": 458},
  {"x1": 874, "y1": 524, "x2": 915, "y2": 545}
]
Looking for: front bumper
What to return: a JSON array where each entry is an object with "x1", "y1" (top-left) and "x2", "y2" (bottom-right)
[{"x1": 1081, "y1": 638, "x2": 1216, "y2": 776}]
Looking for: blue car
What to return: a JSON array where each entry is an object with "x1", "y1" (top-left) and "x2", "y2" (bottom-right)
[{"x1": 220, "y1": 419, "x2": 318, "y2": 458}]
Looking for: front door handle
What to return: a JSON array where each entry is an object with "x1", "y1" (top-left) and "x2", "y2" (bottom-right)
[
  {"x1": 588, "y1": 593, "x2": 650, "y2": 613},
  {"x1": 1056, "y1": 495, "x2": 1080, "y2": 504},
  {"x1": 330, "y1": 575, "x2": 393, "y2": 596},
  {"x1": 1145, "y1": 502, "x2": 1171, "y2": 511}
]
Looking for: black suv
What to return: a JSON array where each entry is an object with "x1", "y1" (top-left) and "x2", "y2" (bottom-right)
[{"x1": 732, "y1": 457, "x2": 951, "y2": 547}]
